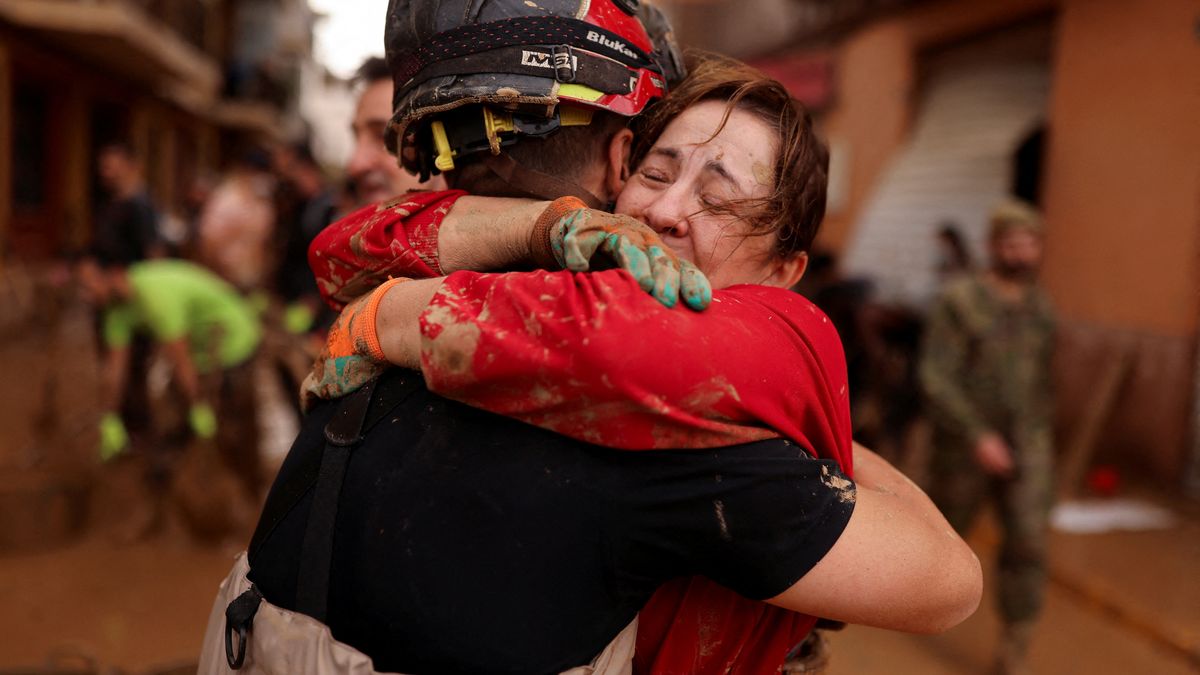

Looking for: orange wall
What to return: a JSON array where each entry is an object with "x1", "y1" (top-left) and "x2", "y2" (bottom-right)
[
  {"x1": 818, "y1": 21, "x2": 913, "y2": 252},
  {"x1": 1041, "y1": 0, "x2": 1200, "y2": 336}
]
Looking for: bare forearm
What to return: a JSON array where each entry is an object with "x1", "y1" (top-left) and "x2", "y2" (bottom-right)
[
  {"x1": 437, "y1": 197, "x2": 549, "y2": 273},
  {"x1": 851, "y1": 442, "x2": 949, "y2": 528},
  {"x1": 375, "y1": 278, "x2": 444, "y2": 368},
  {"x1": 770, "y1": 443, "x2": 982, "y2": 632}
]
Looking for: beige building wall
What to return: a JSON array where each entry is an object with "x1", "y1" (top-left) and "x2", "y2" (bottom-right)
[{"x1": 817, "y1": 21, "x2": 913, "y2": 252}]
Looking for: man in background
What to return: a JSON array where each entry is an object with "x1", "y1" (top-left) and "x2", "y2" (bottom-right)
[
  {"x1": 93, "y1": 141, "x2": 163, "y2": 265},
  {"x1": 89, "y1": 141, "x2": 163, "y2": 437},
  {"x1": 919, "y1": 199, "x2": 1056, "y2": 675},
  {"x1": 196, "y1": 150, "x2": 276, "y2": 293},
  {"x1": 346, "y1": 57, "x2": 443, "y2": 205},
  {"x1": 82, "y1": 258, "x2": 264, "y2": 503}
]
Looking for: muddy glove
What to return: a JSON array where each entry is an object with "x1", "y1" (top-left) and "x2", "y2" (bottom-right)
[
  {"x1": 301, "y1": 276, "x2": 409, "y2": 410},
  {"x1": 530, "y1": 197, "x2": 712, "y2": 311},
  {"x1": 188, "y1": 402, "x2": 218, "y2": 440},
  {"x1": 98, "y1": 412, "x2": 129, "y2": 462}
]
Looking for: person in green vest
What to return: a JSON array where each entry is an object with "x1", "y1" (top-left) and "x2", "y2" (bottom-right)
[{"x1": 80, "y1": 257, "x2": 265, "y2": 501}]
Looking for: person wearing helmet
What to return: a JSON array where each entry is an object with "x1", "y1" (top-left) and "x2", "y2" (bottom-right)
[{"x1": 198, "y1": 4, "x2": 979, "y2": 674}]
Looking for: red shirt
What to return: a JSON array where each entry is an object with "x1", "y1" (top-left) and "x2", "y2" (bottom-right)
[{"x1": 310, "y1": 191, "x2": 854, "y2": 675}]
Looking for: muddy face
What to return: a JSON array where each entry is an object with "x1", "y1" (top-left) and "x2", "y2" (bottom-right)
[{"x1": 615, "y1": 100, "x2": 779, "y2": 289}]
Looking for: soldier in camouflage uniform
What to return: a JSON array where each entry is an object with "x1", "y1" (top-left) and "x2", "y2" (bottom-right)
[{"x1": 918, "y1": 199, "x2": 1055, "y2": 675}]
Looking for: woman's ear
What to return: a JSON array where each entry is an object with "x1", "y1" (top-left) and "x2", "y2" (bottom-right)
[
  {"x1": 766, "y1": 252, "x2": 809, "y2": 289},
  {"x1": 605, "y1": 127, "x2": 635, "y2": 199}
]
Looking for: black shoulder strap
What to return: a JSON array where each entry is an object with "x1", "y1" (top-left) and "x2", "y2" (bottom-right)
[
  {"x1": 248, "y1": 371, "x2": 424, "y2": 568},
  {"x1": 293, "y1": 378, "x2": 378, "y2": 622},
  {"x1": 228, "y1": 372, "x2": 423, "y2": 669}
]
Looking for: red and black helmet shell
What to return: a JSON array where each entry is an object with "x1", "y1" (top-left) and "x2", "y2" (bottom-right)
[{"x1": 383, "y1": 0, "x2": 684, "y2": 169}]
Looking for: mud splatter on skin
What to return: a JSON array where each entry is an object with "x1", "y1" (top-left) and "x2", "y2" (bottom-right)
[
  {"x1": 820, "y1": 465, "x2": 856, "y2": 503},
  {"x1": 752, "y1": 161, "x2": 774, "y2": 187}
]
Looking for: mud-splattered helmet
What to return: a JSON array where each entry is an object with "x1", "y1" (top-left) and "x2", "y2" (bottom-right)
[{"x1": 383, "y1": 0, "x2": 685, "y2": 180}]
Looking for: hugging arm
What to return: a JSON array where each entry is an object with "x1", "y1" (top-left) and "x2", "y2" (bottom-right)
[
  {"x1": 766, "y1": 443, "x2": 982, "y2": 633},
  {"x1": 366, "y1": 269, "x2": 850, "y2": 469},
  {"x1": 310, "y1": 192, "x2": 707, "y2": 311}
]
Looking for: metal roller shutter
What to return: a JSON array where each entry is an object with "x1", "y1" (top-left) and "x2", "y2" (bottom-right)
[{"x1": 841, "y1": 60, "x2": 1049, "y2": 309}]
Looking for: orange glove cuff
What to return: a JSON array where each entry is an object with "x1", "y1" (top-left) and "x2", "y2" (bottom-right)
[
  {"x1": 531, "y1": 196, "x2": 589, "y2": 269},
  {"x1": 352, "y1": 276, "x2": 410, "y2": 362}
]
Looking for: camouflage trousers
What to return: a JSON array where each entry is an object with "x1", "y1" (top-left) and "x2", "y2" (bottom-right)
[{"x1": 927, "y1": 429, "x2": 1054, "y2": 625}]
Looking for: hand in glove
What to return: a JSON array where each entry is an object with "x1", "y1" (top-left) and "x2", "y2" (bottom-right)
[
  {"x1": 98, "y1": 412, "x2": 129, "y2": 462},
  {"x1": 530, "y1": 197, "x2": 713, "y2": 311},
  {"x1": 188, "y1": 402, "x2": 218, "y2": 440},
  {"x1": 302, "y1": 276, "x2": 409, "y2": 409}
]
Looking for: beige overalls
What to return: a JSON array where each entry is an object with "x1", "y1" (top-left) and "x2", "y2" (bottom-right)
[{"x1": 198, "y1": 553, "x2": 637, "y2": 675}]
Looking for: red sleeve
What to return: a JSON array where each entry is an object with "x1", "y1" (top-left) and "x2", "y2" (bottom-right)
[
  {"x1": 308, "y1": 190, "x2": 467, "y2": 309},
  {"x1": 418, "y1": 268, "x2": 853, "y2": 473}
]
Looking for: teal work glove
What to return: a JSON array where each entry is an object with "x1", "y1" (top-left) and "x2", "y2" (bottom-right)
[
  {"x1": 98, "y1": 412, "x2": 129, "y2": 462},
  {"x1": 188, "y1": 402, "x2": 218, "y2": 440},
  {"x1": 531, "y1": 197, "x2": 713, "y2": 311},
  {"x1": 283, "y1": 302, "x2": 316, "y2": 335}
]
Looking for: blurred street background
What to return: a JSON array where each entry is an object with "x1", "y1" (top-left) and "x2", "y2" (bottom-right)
[{"x1": 0, "y1": 0, "x2": 1198, "y2": 673}]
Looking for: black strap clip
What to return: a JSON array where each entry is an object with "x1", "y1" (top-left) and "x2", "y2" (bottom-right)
[
  {"x1": 553, "y1": 44, "x2": 576, "y2": 83},
  {"x1": 224, "y1": 585, "x2": 263, "y2": 669}
]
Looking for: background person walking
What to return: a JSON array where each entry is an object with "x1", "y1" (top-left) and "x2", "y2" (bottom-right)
[{"x1": 919, "y1": 199, "x2": 1056, "y2": 675}]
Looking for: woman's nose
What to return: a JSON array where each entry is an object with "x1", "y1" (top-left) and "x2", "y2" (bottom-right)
[{"x1": 644, "y1": 190, "x2": 690, "y2": 238}]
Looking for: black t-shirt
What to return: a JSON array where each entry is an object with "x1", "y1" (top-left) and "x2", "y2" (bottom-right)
[
  {"x1": 92, "y1": 192, "x2": 159, "y2": 265},
  {"x1": 249, "y1": 369, "x2": 855, "y2": 675}
]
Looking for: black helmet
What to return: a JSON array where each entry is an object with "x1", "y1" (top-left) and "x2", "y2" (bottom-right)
[{"x1": 383, "y1": 0, "x2": 685, "y2": 179}]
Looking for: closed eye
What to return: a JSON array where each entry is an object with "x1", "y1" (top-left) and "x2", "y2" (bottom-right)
[{"x1": 639, "y1": 168, "x2": 670, "y2": 183}]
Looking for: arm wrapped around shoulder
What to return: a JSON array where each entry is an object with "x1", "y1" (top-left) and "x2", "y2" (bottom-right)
[{"x1": 767, "y1": 444, "x2": 982, "y2": 634}]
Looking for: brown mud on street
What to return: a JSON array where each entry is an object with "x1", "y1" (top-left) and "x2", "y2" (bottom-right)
[
  {"x1": 0, "y1": 533, "x2": 239, "y2": 673},
  {"x1": 828, "y1": 511, "x2": 1200, "y2": 675},
  {"x1": 0, "y1": 293, "x2": 288, "y2": 673}
]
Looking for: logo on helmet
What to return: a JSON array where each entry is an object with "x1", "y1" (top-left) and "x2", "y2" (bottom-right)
[
  {"x1": 521, "y1": 49, "x2": 579, "y2": 71},
  {"x1": 586, "y1": 30, "x2": 637, "y2": 60}
]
